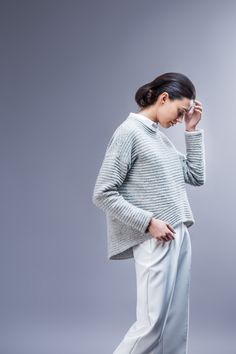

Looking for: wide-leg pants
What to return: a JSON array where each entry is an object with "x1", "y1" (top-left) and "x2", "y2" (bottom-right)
[{"x1": 113, "y1": 222, "x2": 192, "y2": 354}]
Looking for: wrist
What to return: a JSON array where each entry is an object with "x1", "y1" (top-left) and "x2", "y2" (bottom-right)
[{"x1": 185, "y1": 127, "x2": 197, "y2": 132}]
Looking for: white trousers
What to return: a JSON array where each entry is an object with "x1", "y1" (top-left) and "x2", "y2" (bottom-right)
[{"x1": 113, "y1": 222, "x2": 192, "y2": 354}]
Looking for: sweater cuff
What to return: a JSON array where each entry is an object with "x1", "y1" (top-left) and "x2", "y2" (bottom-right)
[
  {"x1": 144, "y1": 214, "x2": 153, "y2": 234},
  {"x1": 185, "y1": 128, "x2": 204, "y2": 146},
  {"x1": 185, "y1": 128, "x2": 204, "y2": 135},
  {"x1": 136, "y1": 210, "x2": 154, "y2": 234}
]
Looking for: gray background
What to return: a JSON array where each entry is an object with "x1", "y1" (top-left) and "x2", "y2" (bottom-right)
[{"x1": 1, "y1": 0, "x2": 235, "y2": 353}]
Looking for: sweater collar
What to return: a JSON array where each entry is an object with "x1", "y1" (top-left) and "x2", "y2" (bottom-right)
[{"x1": 127, "y1": 112, "x2": 159, "y2": 132}]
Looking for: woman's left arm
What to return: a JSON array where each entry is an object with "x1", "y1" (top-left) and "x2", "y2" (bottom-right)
[
  {"x1": 177, "y1": 99, "x2": 206, "y2": 186},
  {"x1": 177, "y1": 129, "x2": 206, "y2": 186}
]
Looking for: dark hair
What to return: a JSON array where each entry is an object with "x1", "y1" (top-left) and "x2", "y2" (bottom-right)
[{"x1": 135, "y1": 72, "x2": 196, "y2": 108}]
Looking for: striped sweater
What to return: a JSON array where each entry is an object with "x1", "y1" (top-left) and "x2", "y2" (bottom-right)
[{"x1": 92, "y1": 112, "x2": 206, "y2": 260}]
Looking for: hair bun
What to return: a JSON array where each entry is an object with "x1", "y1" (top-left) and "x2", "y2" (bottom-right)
[
  {"x1": 138, "y1": 89, "x2": 154, "y2": 107},
  {"x1": 146, "y1": 89, "x2": 153, "y2": 103}
]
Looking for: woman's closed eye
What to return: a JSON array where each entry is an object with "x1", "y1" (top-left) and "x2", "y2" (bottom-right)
[{"x1": 178, "y1": 110, "x2": 185, "y2": 117}]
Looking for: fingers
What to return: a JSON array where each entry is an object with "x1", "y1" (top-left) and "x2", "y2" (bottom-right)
[
  {"x1": 157, "y1": 223, "x2": 177, "y2": 246},
  {"x1": 163, "y1": 232, "x2": 175, "y2": 240},
  {"x1": 167, "y1": 232, "x2": 175, "y2": 240},
  {"x1": 166, "y1": 223, "x2": 176, "y2": 234},
  {"x1": 160, "y1": 233, "x2": 173, "y2": 243},
  {"x1": 160, "y1": 223, "x2": 176, "y2": 246},
  {"x1": 162, "y1": 235, "x2": 170, "y2": 241},
  {"x1": 193, "y1": 101, "x2": 203, "y2": 110}
]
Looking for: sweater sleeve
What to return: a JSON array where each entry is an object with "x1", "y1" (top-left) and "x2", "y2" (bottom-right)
[
  {"x1": 176, "y1": 129, "x2": 206, "y2": 186},
  {"x1": 92, "y1": 128, "x2": 154, "y2": 233}
]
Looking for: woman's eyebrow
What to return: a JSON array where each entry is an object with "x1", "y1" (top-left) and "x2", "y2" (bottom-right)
[{"x1": 180, "y1": 106, "x2": 192, "y2": 112}]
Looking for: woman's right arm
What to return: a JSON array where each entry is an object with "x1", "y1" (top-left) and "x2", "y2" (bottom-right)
[{"x1": 92, "y1": 128, "x2": 153, "y2": 234}]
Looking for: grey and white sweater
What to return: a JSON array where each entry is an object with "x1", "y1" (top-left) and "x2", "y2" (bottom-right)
[{"x1": 92, "y1": 112, "x2": 206, "y2": 260}]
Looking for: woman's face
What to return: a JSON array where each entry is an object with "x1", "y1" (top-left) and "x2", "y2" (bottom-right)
[{"x1": 155, "y1": 92, "x2": 195, "y2": 128}]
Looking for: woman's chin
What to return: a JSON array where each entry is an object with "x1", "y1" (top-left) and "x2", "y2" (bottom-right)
[
  {"x1": 165, "y1": 121, "x2": 173, "y2": 128},
  {"x1": 159, "y1": 121, "x2": 174, "y2": 128},
  {"x1": 168, "y1": 121, "x2": 177, "y2": 128}
]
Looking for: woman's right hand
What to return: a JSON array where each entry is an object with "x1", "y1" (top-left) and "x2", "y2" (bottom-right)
[{"x1": 147, "y1": 218, "x2": 176, "y2": 246}]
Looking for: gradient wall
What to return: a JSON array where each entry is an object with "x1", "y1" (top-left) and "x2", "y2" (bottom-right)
[{"x1": 1, "y1": 0, "x2": 235, "y2": 353}]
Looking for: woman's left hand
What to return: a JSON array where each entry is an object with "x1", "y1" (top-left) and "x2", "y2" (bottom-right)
[{"x1": 184, "y1": 99, "x2": 203, "y2": 131}]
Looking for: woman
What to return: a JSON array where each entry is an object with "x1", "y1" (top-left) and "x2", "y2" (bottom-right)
[{"x1": 92, "y1": 72, "x2": 206, "y2": 354}]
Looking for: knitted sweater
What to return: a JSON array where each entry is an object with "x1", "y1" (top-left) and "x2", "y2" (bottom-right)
[{"x1": 92, "y1": 112, "x2": 206, "y2": 260}]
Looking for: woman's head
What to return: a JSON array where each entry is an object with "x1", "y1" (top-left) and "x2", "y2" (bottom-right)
[{"x1": 134, "y1": 72, "x2": 196, "y2": 128}]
